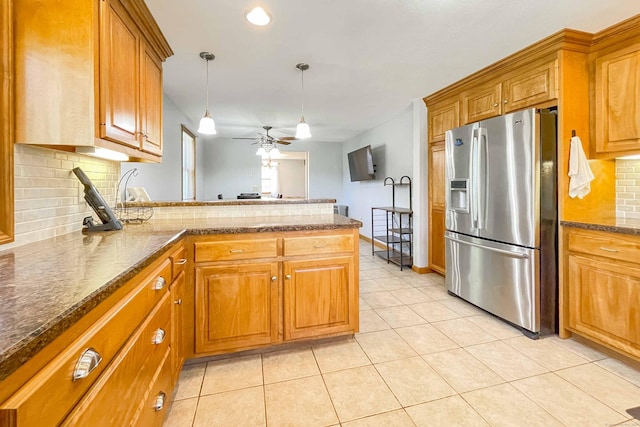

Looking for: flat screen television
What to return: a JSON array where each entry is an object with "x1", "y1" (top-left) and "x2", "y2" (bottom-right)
[
  {"x1": 347, "y1": 145, "x2": 375, "y2": 182},
  {"x1": 73, "y1": 167, "x2": 122, "y2": 231}
]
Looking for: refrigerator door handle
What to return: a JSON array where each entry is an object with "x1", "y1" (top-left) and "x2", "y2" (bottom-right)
[
  {"x1": 445, "y1": 234, "x2": 530, "y2": 259},
  {"x1": 470, "y1": 130, "x2": 479, "y2": 228},
  {"x1": 477, "y1": 127, "x2": 488, "y2": 230}
]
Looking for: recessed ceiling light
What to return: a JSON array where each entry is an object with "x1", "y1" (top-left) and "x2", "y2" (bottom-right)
[{"x1": 245, "y1": 6, "x2": 271, "y2": 26}]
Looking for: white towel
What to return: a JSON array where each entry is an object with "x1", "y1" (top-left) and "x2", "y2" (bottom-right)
[{"x1": 568, "y1": 136, "x2": 594, "y2": 199}]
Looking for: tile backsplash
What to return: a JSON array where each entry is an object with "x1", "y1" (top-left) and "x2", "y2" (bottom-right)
[
  {"x1": 4, "y1": 145, "x2": 120, "y2": 250},
  {"x1": 616, "y1": 159, "x2": 640, "y2": 219}
]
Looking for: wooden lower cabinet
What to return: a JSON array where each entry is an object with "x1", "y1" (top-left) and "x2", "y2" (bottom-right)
[
  {"x1": 429, "y1": 208, "x2": 446, "y2": 274},
  {"x1": 565, "y1": 228, "x2": 640, "y2": 361},
  {"x1": 283, "y1": 256, "x2": 357, "y2": 340},
  {"x1": 190, "y1": 229, "x2": 360, "y2": 357},
  {"x1": 194, "y1": 262, "x2": 279, "y2": 354},
  {"x1": 170, "y1": 271, "x2": 186, "y2": 382}
]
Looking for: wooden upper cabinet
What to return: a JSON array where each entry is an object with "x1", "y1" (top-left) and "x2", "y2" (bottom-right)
[
  {"x1": 461, "y1": 82, "x2": 502, "y2": 124},
  {"x1": 460, "y1": 60, "x2": 557, "y2": 125},
  {"x1": 594, "y1": 43, "x2": 640, "y2": 155},
  {"x1": 14, "y1": 0, "x2": 172, "y2": 162},
  {"x1": 502, "y1": 60, "x2": 558, "y2": 113},
  {"x1": 141, "y1": 46, "x2": 164, "y2": 155},
  {"x1": 428, "y1": 100, "x2": 459, "y2": 143},
  {"x1": 100, "y1": 0, "x2": 140, "y2": 149}
]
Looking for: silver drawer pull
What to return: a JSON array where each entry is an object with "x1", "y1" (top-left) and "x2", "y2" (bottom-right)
[
  {"x1": 229, "y1": 249, "x2": 244, "y2": 253},
  {"x1": 152, "y1": 328, "x2": 166, "y2": 345},
  {"x1": 152, "y1": 276, "x2": 166, "y2": 291},
  {"x1": 73, "y1": 348, "x2": 102, "y2": 381},
  {"x1": 175, "y1": 259, "x2": 187, "y2": 265},
  {"x1": 174, "y1": 298, "x2": 182, "y2": 305},
  {"x1": 599, "y1": 247, "x2": 619, "y2": 253},
  {"x1": 285, "y1": 274, "x2": 291, "y2": 280},
  {"x1": 153, "y1": 392, "x2": 166, "y2": 411}
]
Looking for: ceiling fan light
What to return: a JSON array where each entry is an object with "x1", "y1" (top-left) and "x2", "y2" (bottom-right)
[
  {"x1": 295, "y1": 117, "x2": 311, "y2": 139},
  {"x1": 198, "y1": 111, "x2": 217, "y2": 135},
  {"x1": 256, "y1": 147, "x2": 267, "y2": 156},
  {"x1": 245, "y1": 7, "x2": 271, "y2": 26},
  {"x1": 271, "y1": 146, "x2": 281, "y2": 156}
]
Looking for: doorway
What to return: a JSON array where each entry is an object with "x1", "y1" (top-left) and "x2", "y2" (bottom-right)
[{"x1": 261, "y1": 151, "x2": 308, "y2": 199}]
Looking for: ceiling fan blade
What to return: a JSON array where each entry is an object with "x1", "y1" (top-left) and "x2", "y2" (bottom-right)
[
  {"x1": 278, "y1": 136, "x2": 298, "y2": 141},
  {"x1": 276, "y1": 140, "x2": 291, "y2": 145},
  {"x1": 232, "y1": 137, "x2": 259, "y2": 140}
]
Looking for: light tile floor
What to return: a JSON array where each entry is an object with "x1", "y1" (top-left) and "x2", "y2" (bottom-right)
[{"x1": 164, "y1": 242, "x2": 640, "y2": 427}]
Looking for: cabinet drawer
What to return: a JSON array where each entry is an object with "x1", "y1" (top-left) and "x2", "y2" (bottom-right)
[
  {"x1": 284, "y1": 234, "x2": 355, "y2": 256},
  {"x1": 63, "y1": 292, "x2": 172, "y2": 426},
  {"x1": 0, "y1": 257, "x2": 171, "y2": 427},
  {"x1": 130, "y1": 347, "x2": 173, "y2": 427},
  {"x1": 194, "y1": 238, "x2": 278, "y2": 262},
  {"x1": 567, "y1": 229, "x2": 640, "y2": 264},
  {"x1": 170, "y1": 245, "x2": 187, "y2": 280}
]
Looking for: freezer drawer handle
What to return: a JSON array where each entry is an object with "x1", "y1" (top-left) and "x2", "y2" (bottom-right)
[
  {"x1": 445, "y1": 235, "x2": 529, "y2": 259},
  {"x1": 599, "y1": 247, "x2": 619, "y2": 253}
]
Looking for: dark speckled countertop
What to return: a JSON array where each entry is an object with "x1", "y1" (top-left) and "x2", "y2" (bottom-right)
[
  {"x1": 0, "y1": 214, "x2": 361, "y2": 382},
  {"x1": 119, "y1": 198, "x2": 336, "y2": 207},
  {"x1": 561, "y1": 217, "x2": 640, "y2": 236}
]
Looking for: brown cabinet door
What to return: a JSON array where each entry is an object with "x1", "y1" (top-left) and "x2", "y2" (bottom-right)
[
  {"x1": 283, "y1": 257, "x2": 357, "y2": 340},
  {"x1": 99, "y1": 0, "x2": 139, "y2": 148},
  {"x1": 428, "y1": 100, "x2": 459, "y2": 143},
  {"x1": 502, "y1": 60, "x2": 557, "y2": 113},
  {"x1": 568, "y1": 254, "x2": 640, "y2": 358},
  {"x1": 429, "y1": 208, "x2": 446, "y2": 274},
  {"x1": 140, "y1": 45, "x2": 163, "y2": 155},
  {"x1": 430, "y1": 143, "x2": 445, "y2": 209},
  {"x1": 595, "y1": 44, "x2": 640, "y2": 155},
  {"x1": 194, "y1": 263, "x2": 279, "y2": 353},
  {"x1": 462, "y1": 82, "x2": 502, "y2": 124}
]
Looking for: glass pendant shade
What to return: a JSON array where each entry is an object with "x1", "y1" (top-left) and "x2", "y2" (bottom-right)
[
  {"x1": 256, "y1": 147, "x2": 266, "y2": 156},
  {"x1": 198, "y1": 110, "x2": 217, "y2": 135},
  {"x1": 295, "y1": 116, "x2": 311, "y2": 139},
  {"x1": 271, "y1": 147, "x2": 280, "y2": 156},
  {"x1": 245, "y1": 7, "x2": 271, "y2": 26}
]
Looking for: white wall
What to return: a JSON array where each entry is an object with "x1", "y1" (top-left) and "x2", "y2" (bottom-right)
[
  {"x1": 121, "y1": 94, "x2": 202, "y2": 201},
  {"x1": 342, "y1": 102, "x2": 428, "y2": 268},
  {"x1": 200, "y1": 137, "x2": 343, "y2": 201}
]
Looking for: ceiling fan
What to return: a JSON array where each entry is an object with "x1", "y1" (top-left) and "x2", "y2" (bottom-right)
[{"x1": 232, "y1": 126, "x2": 297, "y2": 146}]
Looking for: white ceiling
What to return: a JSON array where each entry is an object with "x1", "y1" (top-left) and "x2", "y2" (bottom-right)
[{"x1": 148, "y1": 0, "x2": 640, "y2": 142}]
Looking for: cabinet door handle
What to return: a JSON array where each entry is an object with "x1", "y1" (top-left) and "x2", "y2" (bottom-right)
[
  {"x1": 493, "y1": 103, "x2": 499, "y2": 107},
  {"x1": 271, "y1": 276, "x2": 277, "y2": 282},
  {"x1": 599, "y1": 247, "x2": 619, "y2": 253},
  {"x1": 174, "y1": 298, "x2": 182, "y2": 305},
  {"x1": 503, "y1": 99, "x2": 508, "y2": 104},
  {"x1": 175, "y1": 259, "x2": 187, "y2": 265},
  {"x1": 229, "y1": 249, "x2": 244, "y2": 253},
  {"x1": 152, "y1": 276, "x2": 166, "y2": 291},
  {"x1": 153, "y1": 392, "x2": 167, "y2": 412},
  {"x1": 73, "y1": 348, "x2": 103, "y2": 381},
  {"x1": 152, "y1": 328, "x2": 166, "y2": 345},
  {"x1": 285, "y1": 274, "x2": 292, "y2": 280},
  {"x1": 313, "y1": 244, "x2": 326, "y2": 249}
]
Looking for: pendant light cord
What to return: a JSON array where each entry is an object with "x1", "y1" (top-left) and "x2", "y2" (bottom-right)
[
  {"x1": 300, "y1": 68, "x2": 304, "y2": 116},
  {"x1": 205, "y1": 59, "x2": 210, "y2": 111}
]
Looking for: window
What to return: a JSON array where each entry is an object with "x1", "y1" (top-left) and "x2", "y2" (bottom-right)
[{"x1": 181, "y1": 125, "x2": 196, "y2": 201}]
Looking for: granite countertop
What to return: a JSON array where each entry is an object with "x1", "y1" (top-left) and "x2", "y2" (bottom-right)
[
  {"x1": 0, "y1": 214, "x2": 361, "y2": 382},
  {"x1": 120, "y1": 198, "x2": 336, "y2": 207},
  {"x1": 561, "y1": 217, "x2": 640, "y2": 236}
]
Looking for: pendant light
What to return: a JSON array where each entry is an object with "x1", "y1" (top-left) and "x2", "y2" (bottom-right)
[
  {"x1": 197, "y1": 52, "x2": 217, "y2": 135},
  {"x1": 295, "y1": 63, "x2": 311, "y2": 139}
]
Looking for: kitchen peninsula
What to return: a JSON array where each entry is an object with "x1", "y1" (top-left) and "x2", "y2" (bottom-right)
[{"x1": 0, "y1": 200, "x2": 361, "y2": 426}]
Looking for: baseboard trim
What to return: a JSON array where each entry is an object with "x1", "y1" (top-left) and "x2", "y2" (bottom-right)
[
  {"x1": 411, "y1": 265, "x2": 433, "y2": 274},
  {"x1": 359, "y1": 234, "x2": 386, "y2": 250}
]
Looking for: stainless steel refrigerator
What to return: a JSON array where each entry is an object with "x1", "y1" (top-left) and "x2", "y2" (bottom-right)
[{"x1": 444, "y1": 108, "x2": 557, "y2": 338}]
